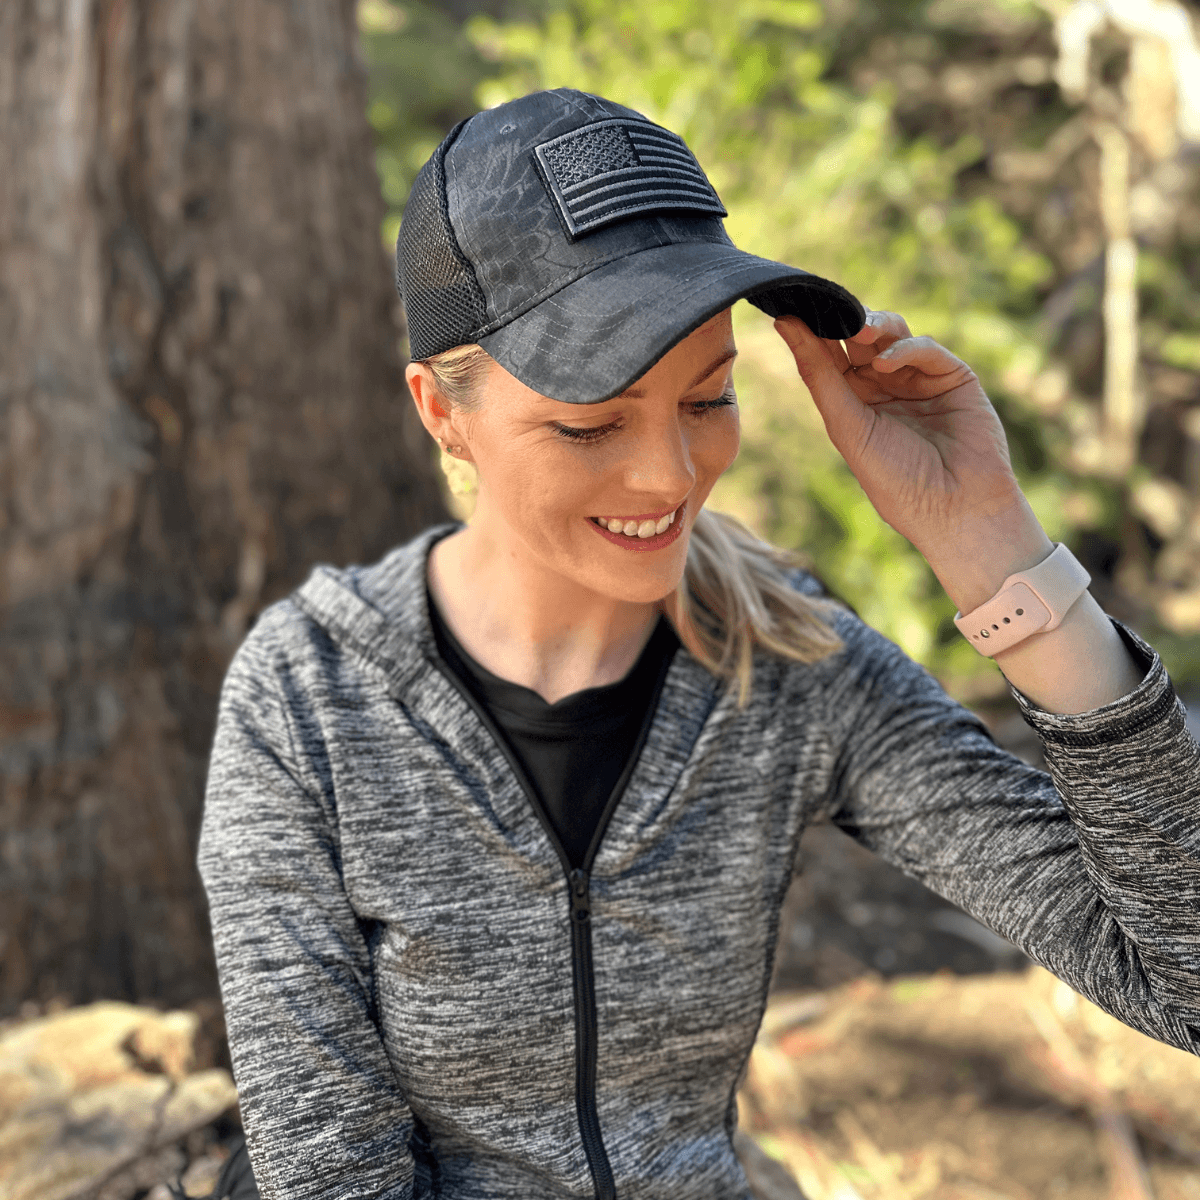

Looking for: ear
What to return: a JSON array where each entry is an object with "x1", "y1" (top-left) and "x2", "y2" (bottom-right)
[{"x1": 405, "y1": 362, "x2": 459, "y2": 450}]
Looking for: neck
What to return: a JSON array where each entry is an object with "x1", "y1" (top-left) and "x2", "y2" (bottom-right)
[{"x1": 428, "y1": 517, "x2": 664, "y2": 704}]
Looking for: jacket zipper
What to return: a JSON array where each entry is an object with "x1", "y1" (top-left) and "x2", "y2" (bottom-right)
[
  {"x1": 424, "y1": 653, "x2": 619, "y2": 1199},
  {"x1": 569, "y1": 867, "x2": 616, "y2": 1200},
  {"x1": 425, "y1": 616, "x2": 677, "y2": 1200}
]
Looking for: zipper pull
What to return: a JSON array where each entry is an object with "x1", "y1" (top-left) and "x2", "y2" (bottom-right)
[{"x1": 569, "y1": 868, "x2": 590, "y2": 922}]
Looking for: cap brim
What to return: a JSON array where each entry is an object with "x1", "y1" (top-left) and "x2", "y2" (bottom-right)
[{"x1": 476, "y1": 242, "x2": 865, "y2": 404}]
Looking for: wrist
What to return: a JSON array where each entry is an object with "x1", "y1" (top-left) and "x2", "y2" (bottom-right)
[
  {"x1": 990, "y1": 591, "x2": 1146, "y2": 712},
  {"x1": 922, "y1": 496, "x2": 1053, "y2": 617}
]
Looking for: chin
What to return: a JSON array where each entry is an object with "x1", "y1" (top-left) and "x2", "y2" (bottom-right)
[{"x1": 584, "y1": 548, "x2": 689, "y2": 606}]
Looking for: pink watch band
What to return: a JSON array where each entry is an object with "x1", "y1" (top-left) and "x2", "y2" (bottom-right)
[{"x1": 953, "y1": 542, "x2": 1091, "y2": 658}]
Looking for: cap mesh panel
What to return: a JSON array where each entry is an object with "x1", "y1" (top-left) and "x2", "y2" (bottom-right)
[{"x1": 396, "y1": 124, "x2": 488, "y2": 361}]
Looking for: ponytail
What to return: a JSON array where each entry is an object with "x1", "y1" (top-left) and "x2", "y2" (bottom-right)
[
  {"x1": 665, "y1": 508, "x2": 844, "y2": 706},
  {"x1": 415, "y1": 344, "x2": 845, "y2": 706}
]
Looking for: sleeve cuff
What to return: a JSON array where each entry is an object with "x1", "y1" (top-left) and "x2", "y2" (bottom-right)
[{"x1": 1008, "y1": 618, "x2": 1186, "y2": 749}]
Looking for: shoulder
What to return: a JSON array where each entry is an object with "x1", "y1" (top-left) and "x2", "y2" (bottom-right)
[
  {"x1": 783, "y1": 565, "x2": 827, "y2": 598},
  {"x1": 782, "y1": 562, "x2": 858, "y2": 614},
  {"x1": 770, "y1": 565, "x2": 954, "y2": 708},
  {"x1": 226, "y1": 594, "x2": 332, "y2": 691},
  {"x1": 228, "y1": 522, "x2": 455, "y2": 683}
]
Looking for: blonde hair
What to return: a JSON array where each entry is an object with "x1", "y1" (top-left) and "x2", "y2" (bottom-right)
[{"x1": 417, "y1": 344, "x2": 845, "y2": 706}]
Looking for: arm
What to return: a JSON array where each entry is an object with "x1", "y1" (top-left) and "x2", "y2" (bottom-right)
[
  {"x1": 819, "y1": 609, "x2": 1200, "y2": 1056},
  {"x1": 774, "y1": 307, "x2": 1199, "y2": 1052},
  {"x1": 920, "y1": 492, "x2": 1146, "y2": 715},
  {"x1": 198, "y1": 612, "x2": 418, "y2": 1200}
]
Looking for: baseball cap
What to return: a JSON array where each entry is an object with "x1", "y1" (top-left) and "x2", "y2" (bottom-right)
[{"x1": 396, "y1": 88, "x2": 865, "y2": 404}]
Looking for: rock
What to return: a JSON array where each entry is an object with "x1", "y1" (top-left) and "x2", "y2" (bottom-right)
[{"x1": 0, "y1": 1002, "x2": 237, "y2": 1200}]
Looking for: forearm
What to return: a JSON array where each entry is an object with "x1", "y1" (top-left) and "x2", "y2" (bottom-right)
[
  {"x1": 922, "y1": 491, "x2": 1146, "y2": 716},
  {"x1": 825, "y1": 611, "x2": 1200, "y2": 1057}
]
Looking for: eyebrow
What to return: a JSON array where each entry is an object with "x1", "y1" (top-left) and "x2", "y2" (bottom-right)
[{"x1": 619, "y1": 348, "x2": 738, "y2": 399}]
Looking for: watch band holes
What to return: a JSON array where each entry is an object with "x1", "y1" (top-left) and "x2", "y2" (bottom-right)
[
  {"x1": 991, "y1": 623, "x2": 999, "y2": 630},
  {"x1": 1016, "y1": 608, "x2": 1024, "y2": 615},
  {"x1": 1003, "y1": 617, "x2": 1010, "y2": 623}
]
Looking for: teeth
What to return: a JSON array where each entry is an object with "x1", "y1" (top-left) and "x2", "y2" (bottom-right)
[{"x1": 595, "y1": 507, "x2": 679, "y2": 538}]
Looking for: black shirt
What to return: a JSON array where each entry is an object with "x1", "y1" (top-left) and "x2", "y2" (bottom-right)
[{"x1": 428, "y1": 591, "x2": 680, "y2": 869}]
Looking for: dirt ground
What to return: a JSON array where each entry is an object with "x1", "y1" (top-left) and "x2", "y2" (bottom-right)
[{"x1": 739, "y1": 967, "x2": 1200, "y2": 1200}]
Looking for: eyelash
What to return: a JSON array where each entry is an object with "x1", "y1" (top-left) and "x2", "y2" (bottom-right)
[{"x1": 553, "y1": 389, "x2": 737, "y2": 444}]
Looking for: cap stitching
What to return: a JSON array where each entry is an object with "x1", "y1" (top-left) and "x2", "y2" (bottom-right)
[{"x1": 467, "y1": 249, "x2": 851, "y2": 344}]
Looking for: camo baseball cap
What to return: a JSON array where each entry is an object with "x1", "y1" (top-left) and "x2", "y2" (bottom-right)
[{"x1": 397, "y1": 88, "x2": 865, "y2": 404}]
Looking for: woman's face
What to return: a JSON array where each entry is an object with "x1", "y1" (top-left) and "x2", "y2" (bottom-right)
[{"x1": 454, "y1": 310, "x2": 740, "y2": 605}]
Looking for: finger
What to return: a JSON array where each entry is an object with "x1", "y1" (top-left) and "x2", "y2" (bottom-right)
[
  {"x1": 774, "y1": 316, "x2": 847, "y2": 376},
  {"x1": 845, "y1": 310, "x2": 913, "y2": 368},
  {"x1": 869, "y1": 335, "x2": 970, "y2": 378},
  {"x1": 848, "y1": 309, "x2": 912, "y2": 345},
  {"x1": 774, "y1": 316, "x2": 873, "y2": 451},
  {"x1": 823, "y1": 337, "x2": 851, "y2": 373}
]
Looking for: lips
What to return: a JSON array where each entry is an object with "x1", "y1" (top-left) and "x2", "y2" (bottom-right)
[
  {"x1": 591, "y1": 507, "x2": 677, "y2": 539},
  {"x1": 588, "y1": 500, "x2": 687, "y2": 552}
]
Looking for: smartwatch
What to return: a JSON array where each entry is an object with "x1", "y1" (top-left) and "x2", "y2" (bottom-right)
[{"x1": 953, "y1": 542, "x2": 1091, "y2": 658}]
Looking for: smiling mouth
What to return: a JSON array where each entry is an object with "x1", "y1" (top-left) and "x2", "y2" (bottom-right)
[{"x1": 589, "y1": 504, "x2": 681, "y2": 540}]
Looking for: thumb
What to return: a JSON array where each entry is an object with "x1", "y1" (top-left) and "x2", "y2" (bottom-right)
[{"x1": 774, "y1": 316, "x2": 872, "y2": 454}]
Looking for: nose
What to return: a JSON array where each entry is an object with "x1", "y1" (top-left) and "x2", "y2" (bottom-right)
[{"x1": 621, "y1": 414, "x2": 696, "y2": 506}]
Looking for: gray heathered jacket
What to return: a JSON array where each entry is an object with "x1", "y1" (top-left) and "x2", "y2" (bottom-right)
[{"x1": 198, "y1": 523, "x2": 1200, "y2": 1200}]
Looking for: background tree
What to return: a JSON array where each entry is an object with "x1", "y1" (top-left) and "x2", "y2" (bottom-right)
[{"x1": 0, "y1": 0, "x2": 448, "y2": 1015}]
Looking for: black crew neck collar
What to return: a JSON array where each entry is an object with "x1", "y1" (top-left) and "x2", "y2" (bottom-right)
[{"x1": 426, "y1": 585, "x2": 680, "y2": 725}]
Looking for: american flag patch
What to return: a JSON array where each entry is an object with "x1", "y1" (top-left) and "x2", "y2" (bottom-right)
[{"x1": 533, "y1": 118, "x2": 727, "y2": 240}]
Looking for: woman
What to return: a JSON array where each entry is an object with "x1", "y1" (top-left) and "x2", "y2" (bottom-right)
[{"x1": 197, "y1": 89, "x2": 1200, "y2": 1200}]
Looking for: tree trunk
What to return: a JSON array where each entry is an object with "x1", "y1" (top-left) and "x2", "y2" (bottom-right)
[{"x1": 0, "y1": 0, "x2": 448, "y2": 1013}]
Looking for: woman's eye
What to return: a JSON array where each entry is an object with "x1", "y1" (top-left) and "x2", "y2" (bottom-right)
[
  {"x1": 553, "y1": 421, "x2": 621, "y2": 443},
  {"x1": 691, "y1": 390, "x2": 737, "y2": 413},
  {"x1": 552, "y1": 391, "x2": 734, "y2": 444}
]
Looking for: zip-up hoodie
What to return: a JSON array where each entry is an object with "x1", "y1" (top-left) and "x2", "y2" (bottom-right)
[{"x1": 198, "y1": 524, "x2": 1200, "y2": 1200}]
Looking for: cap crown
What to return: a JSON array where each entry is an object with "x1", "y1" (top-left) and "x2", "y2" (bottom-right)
[{"x1": 397, "y1": 90, "x2": 732, "y2": 361}]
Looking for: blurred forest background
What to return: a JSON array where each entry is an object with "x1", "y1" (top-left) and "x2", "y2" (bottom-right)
[
  {"x1": 362, "y1": 0, "x2": 1200, "y2": 697},
  {"x1": 3, "y1": 0, "x2": 1200, "y2": 1198}
]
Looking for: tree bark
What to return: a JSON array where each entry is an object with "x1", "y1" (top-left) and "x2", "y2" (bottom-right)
[{"x1": 0, "y1": 0, "x2": 448, "y2": 1012}]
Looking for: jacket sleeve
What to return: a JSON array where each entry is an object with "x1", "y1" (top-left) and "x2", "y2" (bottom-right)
[
  {"x1": 818, "y1": 611, "x2": 1200, "y2": 1056},
  {"x1": 198, "y1": 619, "x2": 418, "y2": 1200}
]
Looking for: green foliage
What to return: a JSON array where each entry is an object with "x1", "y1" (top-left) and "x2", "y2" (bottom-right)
[{"x1": 359, "y1": 0, "x2": 501, "y2": 248}]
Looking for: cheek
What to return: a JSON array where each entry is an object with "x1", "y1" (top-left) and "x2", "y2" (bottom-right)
[
  {"x1": 482, "y1": 440, "x2": 598, "y2": 530},
  {"x1": 701, "y1": 411, "x2": 740, "y2": 477},
  {"x1": 725, "y1": 412, "x2": 741, "y2": 465}
]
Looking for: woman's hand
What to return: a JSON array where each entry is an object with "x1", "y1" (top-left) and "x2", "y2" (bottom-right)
[
  {"x1": 774, "y1": 309, "x2": 1032, "y2": 565},
  {"x1": 775, "y1": 309, "x2": 1147, "y2": 712},
  {"x1": 774, "y1": 309, "x2": 1056, "y2": 596}
]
